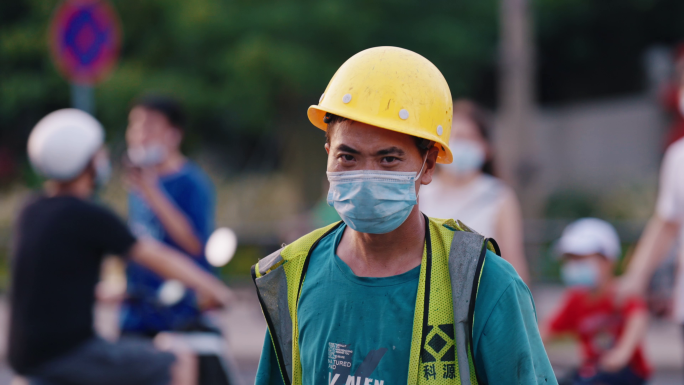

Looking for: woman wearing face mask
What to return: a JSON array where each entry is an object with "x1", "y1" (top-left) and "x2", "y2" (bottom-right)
[{"x1": 419, "y1": 100, "x2": 529, "y2": 282}]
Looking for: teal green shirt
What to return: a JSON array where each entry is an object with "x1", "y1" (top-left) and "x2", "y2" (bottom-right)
[
  {"x1": 298, "y1": 223, "x2": 419, "y2": 385},
  {"x1": 256, "y1": 224, "x2": 557, "y2": 384}
]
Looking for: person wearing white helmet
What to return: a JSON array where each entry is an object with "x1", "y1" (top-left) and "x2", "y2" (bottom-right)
[
  {"x1": 541, "y1": 218, "x2": 651, "y2": 385},
  {"x1": 8, "y1": 109, "x2": 234, "y2": 385}
]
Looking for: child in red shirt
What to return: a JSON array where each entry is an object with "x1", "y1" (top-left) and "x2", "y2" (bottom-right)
[{"x1": 542, "y1": 218, "x2": 651, "y2": 385}]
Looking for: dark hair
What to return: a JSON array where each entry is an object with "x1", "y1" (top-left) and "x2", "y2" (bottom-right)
[
  {"x1": 132, "y1": 94, "x2": 186, "y2": 130},
  {"x1": 324, "y1": 113, "x2": 432, "y2": 157},
  {"x1": 452, "y1": 99, "x2": 495, "y2": 175}
]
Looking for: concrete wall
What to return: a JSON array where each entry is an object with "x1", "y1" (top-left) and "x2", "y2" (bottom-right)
[{"x1": 496, "y1": 95, "x2": 667, "y2": 214}]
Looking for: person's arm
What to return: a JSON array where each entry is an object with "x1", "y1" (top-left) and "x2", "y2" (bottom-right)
[
  {"x1": 129, "y1": 238, "x2": 234, "y2": 308},
  {"x1": 620, "y1": 215, "x2": 680, "y2": 296},
  {"x1": 128, "y1": 168, "x2": 204, "y2": 256},
  {"x1": 494, "y1": 190, "x2": 530, "y2": 284},
  {"x1": 620, "y1": 142, "x2": 683, "y2": 298},
  {"x1": 474, "y1": 281, "x2": 558, "y2": 384},
  {"x1": 540, "y1": 300, "x2": 570, "y2": 345},
  {"x1": 256, "y1": 329, "x2": 286, "y2": 385},
  {"x1": 600, "y1": 309, "x2": 649, "y2": 372}
]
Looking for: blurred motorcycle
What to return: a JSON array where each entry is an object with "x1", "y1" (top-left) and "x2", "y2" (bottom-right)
[{"x1": 155, "y1": 227, "x2": 242, "y2": 385}]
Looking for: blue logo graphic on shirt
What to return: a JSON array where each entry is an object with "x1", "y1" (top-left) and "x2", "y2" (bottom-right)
[{"x1": 328, "y1": 342, "x2": 388, "y2": 385}]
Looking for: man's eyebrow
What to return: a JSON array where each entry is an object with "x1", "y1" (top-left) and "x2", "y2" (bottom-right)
[
  {"x1": 375, "y1": 146, "x2": 405, "y2": 156},
  {"x1": 336, "y1": 144, "x2": 361, "y2": 154}
]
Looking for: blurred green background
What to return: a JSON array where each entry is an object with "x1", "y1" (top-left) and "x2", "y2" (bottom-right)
[
  {"x1": 4, "y1": 0, "x2": 684, "y2": 162},
  {"x1": 3, "y1": 0, "x2": 684, "y2": 285}
]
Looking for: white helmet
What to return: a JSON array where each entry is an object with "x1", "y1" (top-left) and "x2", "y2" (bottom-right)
[
  {"x1": 557, "y1": 218, "x2": 621, "y2": 261},
  {"x1": 28, "y1": 109, "x2": 105, "y2": 181}
]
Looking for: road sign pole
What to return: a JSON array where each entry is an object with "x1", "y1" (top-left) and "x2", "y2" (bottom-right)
[{"x1": 70, "y1": 83, "x2": 95, "y2": 115}]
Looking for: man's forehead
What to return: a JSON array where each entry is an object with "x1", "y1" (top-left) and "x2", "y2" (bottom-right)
[
  {"x1": 330, "y1": 120, "x2": 416, "y2": 151},
  {"x1": 129, "y1": 107, "x2": 172, "y2": 133},
  {"x1": 130, "y1": 107, "x2": 166, "y2": 122}
]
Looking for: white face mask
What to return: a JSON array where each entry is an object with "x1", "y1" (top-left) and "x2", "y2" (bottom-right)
[
  {"x1": 561, "y1": 259, "x2": 601, "y2": 288},
  {"x1": 442, "y1": 140, "x2": 485, "y2": 176},
  {"x1": 127, "y1": 143, "x2": 167, "y2": 167}
]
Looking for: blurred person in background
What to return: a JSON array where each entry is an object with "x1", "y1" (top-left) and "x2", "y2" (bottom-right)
[
  {"x1": 420, "y1": 100, "x2": 529, "y2": 283},
  {"x1": 254, "y1": 47, "x2": 555, "y2": 385},
  {"x1": 542, "y1": 218, "x2": 650, "y2": 385},
  {"x1": 8, "y1": 109, "x2": 233, "y2": 385},
  {"x1": 121, "y1": 95, "x2": 217, "y2": 337},
  {"x1": 659, "y1": 43, "x2": 684, "y2": 147},
  {"x1": 619, "y1": 137, "x2": 684, "y2": 359}
]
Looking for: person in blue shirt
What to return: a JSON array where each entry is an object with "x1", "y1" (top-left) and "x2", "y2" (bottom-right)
[{"x1": 120, "y1": 94, "x2": 217, "y2": 336}]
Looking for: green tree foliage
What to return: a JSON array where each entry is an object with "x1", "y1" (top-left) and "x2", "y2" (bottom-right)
[
  {"x1": 5, "y1": 0, "x2": 684, "y2": 175},
  {"x1": 0, "y1": 0, "x2": 499, "y2": 169}
]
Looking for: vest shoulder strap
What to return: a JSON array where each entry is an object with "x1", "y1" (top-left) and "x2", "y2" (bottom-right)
[
  {"x1": 446, "y1": 220, "x2": 500, "y2": 385},
  {"x1": 281, "y1": 221, "x2": 343, "y2": 260}
]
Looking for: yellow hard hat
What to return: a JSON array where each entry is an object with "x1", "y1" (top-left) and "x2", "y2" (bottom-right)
[{"x1": 308, "y1": 46, "x2": 454, "y2": 163}]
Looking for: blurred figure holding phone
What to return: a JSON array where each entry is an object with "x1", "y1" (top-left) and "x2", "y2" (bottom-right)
[{"x1": 121, "y1": 95, "x2": 218, "y2": 337}]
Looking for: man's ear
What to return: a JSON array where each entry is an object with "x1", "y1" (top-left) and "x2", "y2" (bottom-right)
[
  {"x1": 325, "y1": 143, "x2": 330, "y2": 154},
  {"x1": 420, "y1": 146, "x2": 440, "y2": 186}
]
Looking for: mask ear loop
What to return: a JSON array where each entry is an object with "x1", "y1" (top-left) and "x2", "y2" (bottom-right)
[
  {"x1": 416, "y1": 153, "x2": 428, "y2": 180},
  {"x1": 415, "y1": 152, "x2": 430, "y2": 198},
  {"x1": 414, "y1": 140, "x2": 434, "y2": 182}
]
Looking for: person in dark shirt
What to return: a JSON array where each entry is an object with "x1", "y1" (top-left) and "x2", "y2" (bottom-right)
[
  {"x1": 9, "y1": 109, "x2": 233, "y2": 385},
  {"x1": 121, "y1": 94, "x2": 217, "y2": 335}
]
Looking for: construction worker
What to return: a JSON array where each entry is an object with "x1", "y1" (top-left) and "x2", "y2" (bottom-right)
[
  {"x1": 253, "y1": 47, "x2": 555, "y2": 385},
  {"x1": 8, "y1": 109, "x2": 233, "y2": 384}
]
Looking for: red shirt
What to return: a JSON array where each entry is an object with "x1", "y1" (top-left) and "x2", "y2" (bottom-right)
[{"x1": 548, "y1": 288, "x2": 651, "y2": 379}]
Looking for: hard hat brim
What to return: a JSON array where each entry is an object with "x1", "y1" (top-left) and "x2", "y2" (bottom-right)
[{"x1": 308, "y1": 104, "x2": 453, "y2": 164}]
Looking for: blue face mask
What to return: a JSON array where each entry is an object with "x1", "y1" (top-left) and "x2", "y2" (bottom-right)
[
  {"x1": 561, "y1": 259, "x2": 600, "y2": 288},
  {"x1": 327, "y1": 158, "x2": 426, "y2": 234}
]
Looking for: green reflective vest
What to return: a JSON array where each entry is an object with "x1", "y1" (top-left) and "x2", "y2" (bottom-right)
[{"x1": 251, "y1": 217, "x2": 500, "y2": 385}]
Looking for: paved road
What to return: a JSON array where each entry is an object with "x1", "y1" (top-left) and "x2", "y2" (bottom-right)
[{"x1": 0, "y1": 285, "x2": 682, "y2": 384}]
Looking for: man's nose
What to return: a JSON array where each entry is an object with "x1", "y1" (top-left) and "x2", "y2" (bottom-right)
[{"x1": 356, "y1": 157, "x2": 383, "y2": 171}]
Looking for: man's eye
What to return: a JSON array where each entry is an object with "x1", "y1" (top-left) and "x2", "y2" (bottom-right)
[
  {"x1": 382, "y1": 156, "x2": 398, "y2": 163},
  {"x1": 340, "y1": 154, "x2": 355, "y2": 161}
]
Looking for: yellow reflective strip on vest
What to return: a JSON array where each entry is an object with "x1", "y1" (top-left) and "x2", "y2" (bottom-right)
[
  {"x1": 281, "y1": 221, "x2": 342, "y2": 385},
  {"x1": 407, "y1": 240, "x2": 428, "y2": 385},
  {"x1": 412, "y1": 219, "x2": 479, "y2": 385}
]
